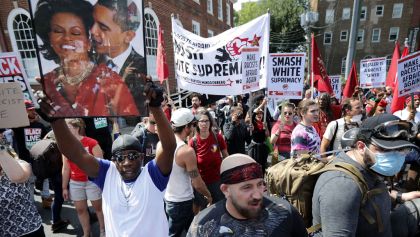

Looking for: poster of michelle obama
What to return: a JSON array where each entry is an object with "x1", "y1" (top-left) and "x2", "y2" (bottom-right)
[{"x1": 29, "y1": 0, "x2": 147, "y2": 117}]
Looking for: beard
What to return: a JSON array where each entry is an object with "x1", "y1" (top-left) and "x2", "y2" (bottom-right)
[{"x1": 231, "y1": 197, "x2": 263, "y2": 219}]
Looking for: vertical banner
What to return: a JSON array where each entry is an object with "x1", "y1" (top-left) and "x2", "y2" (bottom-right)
[
  {"x1": 0, "y1": 82, "x2": 29, "y2": 128},
  {"x1": 397, "y1": 51, "x2": 420, "y2": 97},
  {"x1": 267, "y1": 53, "x2": 306, "y2": 100},
  {"x1": 172, "y1": 13, "x2": 270, "y2": 95},
  {"x1": 0, "y1": 52, "x2": 37, "y2": 103},
  {"x1": 329, "y1": 75, "x2": 342, "y2": 100},
  {"x1": 29, "y1": 0, "x2": 147, "y2": 117},
  {"x1": 359, "y1": 57, "x2": 387, "y2": 88},
  {"x1": 241, "y1": 47, "x2": 260, "y2": 93}
]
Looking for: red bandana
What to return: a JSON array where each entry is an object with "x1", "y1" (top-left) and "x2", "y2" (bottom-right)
[{"x1": 221, "y1": 162, "x2": 263, "y2": 184}]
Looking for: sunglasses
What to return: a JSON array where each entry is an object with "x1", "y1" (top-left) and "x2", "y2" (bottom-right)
[
  {"x1": 112, "y1": 151, "x2": 144, "y2": 163},
  {"x1": 283, "y1": 112, "x2": 293, "y2": 115}
]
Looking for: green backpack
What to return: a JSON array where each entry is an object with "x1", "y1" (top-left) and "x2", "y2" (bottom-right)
[{"x1": 265, "y1": 154, "x2": 387, "y2": 233}]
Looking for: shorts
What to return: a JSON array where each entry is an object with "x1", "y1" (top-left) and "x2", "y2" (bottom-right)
[{"x1": 69, "y1": 180, "x2": 102, "y2": 201}]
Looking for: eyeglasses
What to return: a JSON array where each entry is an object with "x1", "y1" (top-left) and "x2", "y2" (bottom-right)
[
  {"x1": 149, "y1": 121, "x2": 156, "y2": 125},
  {"x1": 198, "y1": 119, "x2": 210, "y2": 124},
  {"x1": 370, "y1": 120, "x2": 414, "y2": 140},
  {"x1": 283, "y1": 112, "x2": 293, "y2": 115},
  {"x1": 112, "y1": 151, "x2": 144, "y2": 163}
]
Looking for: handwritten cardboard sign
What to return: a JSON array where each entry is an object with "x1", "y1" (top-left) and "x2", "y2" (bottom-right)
[{"x1": 0, "y1": 82, "x2": 29, "y2": 128}]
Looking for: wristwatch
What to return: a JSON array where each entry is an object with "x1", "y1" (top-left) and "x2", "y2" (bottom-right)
[{"x1": 396, "y1": 191, "x2": 404, "y2": 204}]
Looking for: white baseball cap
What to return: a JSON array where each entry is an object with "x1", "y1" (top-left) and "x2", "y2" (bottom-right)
[{"x1": 171, "y1": 108, "x2": 195, "y2": 127}]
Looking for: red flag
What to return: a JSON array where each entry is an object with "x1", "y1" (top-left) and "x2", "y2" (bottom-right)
[
  {"x1": 390, "y1": 44, "x2": 410, "y2": 113},
  {"x1": 311, "y1": 34, "x2": 334, "y2": 94},
  {"x1": 385, "y1": 41, "x2": 400, "y2": 87},
  {"x1": 156, "y1": 25, "x2": 169, "y2": 84},
  {"x1": 342, "y1": 62, "x2": 358, "y2": 99}
]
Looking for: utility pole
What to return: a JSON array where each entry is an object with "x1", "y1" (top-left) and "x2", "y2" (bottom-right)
[{"x1": 344, "y1": 0, "x2": 361, "y2": 79}]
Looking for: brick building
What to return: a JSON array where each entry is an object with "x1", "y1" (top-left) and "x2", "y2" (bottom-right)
[
  {"x1": 310, "y1": 0, "x2": 419, "y2": 76},
  {"x1": 0, "y1": 0, "x2": 234, "y2": 93}
]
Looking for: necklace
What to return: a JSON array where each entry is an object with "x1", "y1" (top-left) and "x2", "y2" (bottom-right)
[
  {"x1": 120, "y1": 180, "x2": 136, "y2": 209},
  {"x1": 58, "y1": 62, "x2": 94, "y2": 86}
]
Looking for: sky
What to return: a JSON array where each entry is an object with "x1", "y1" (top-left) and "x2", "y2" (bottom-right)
[{"x1": 233, "y1": 0, "x2": 260, "y2": 11}]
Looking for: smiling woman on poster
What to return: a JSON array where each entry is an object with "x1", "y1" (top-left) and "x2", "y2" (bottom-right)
[{"x1": 34, "y1": 0, "x2": 139, "y2": 117}]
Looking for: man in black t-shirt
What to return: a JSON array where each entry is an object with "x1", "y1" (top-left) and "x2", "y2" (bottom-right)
[
  {"x1": 187, "y1": 154, "x2": 307, "y2": 237},
  {"x1": 131, "y1": 114, "x2": 160, "y2": 165}
]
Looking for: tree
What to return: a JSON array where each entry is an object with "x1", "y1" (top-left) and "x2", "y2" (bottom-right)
[{"x1": 236, "y1": 0, "x2": 306, "y2": 53}]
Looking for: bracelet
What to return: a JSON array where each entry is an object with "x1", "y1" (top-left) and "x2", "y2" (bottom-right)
[{"x1": 396, "y1": 191, "x2": 404, "y2": 204}]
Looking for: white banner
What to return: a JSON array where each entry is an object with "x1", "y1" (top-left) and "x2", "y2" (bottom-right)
[
  {"x1": 398, "y1": 51, "x2": 420, "y2": 97},
  {"x1": 172, "y1": 14, "x2": 270, "y2": 95},
  {"x1": 360, "y1": 57, "x2": 387, "y2": 88},
  {"x1": 329, "y1": 75, "x2": 342, "y2": 100},
  {"x1": 0, "y1": 52, "x2": 37, "y2": 103},
  {"x1": 267, "y1": 53, "x2": 306, "y2": 100},
  {"x1": 241, "y1": 47, "x2": 260, "y2": 93}
]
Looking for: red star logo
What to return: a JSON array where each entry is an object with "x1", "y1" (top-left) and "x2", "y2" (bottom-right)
[
  {"x1": 226, "y1": 79, "x2": 234, "y2": 86},
  {"x1": 248, "y1": 34, "x2": 261, "y2": 47}
]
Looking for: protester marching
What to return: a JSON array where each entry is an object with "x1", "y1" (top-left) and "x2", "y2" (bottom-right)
[{"x1": 1, "y1": 0, "x2": 420, "y2": 236}]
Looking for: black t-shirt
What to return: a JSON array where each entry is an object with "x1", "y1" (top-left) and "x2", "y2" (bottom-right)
[
  {"x1": 187, "y1": 196, "x2": 307, "y2": 237},
  {"x1": 83, "y1": 118, "x2": 112, "y2": 160},
  {"x1": 13, "y1": 121, "x2": 49, "y2": 163}
]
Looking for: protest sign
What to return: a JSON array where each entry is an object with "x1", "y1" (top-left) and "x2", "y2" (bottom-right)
[
  {"x1": 360, "y1": 57, "x2": 387, "y2": 88},
  {"x1": 241, "y1": 47, "x2": 260, "y2": 93},
  {"x1": 329, "y1": 75, "x2": 342, "y2": 100},
  {"x1": 0, "y1": 52, "x2": 36, "y2": 103},
  {"x1": 0, "y1": 82, "x2": 29, "y2": 128},
  {"x1": 29, "y1": 0, "x2": 147, "y2": 117},
  {"x1": 172, "y1": 14, "x2": 270, "y2": 95},
  {"x1": 397, "y1": 51, "x2": 420, "y2": 97},
  {"x1": 267, "y1": 53, "x2": 306, "y2": 100}
]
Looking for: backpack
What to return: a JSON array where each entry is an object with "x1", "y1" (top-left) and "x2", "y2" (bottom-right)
[
  {"x1": 30, "y1": 139, "x2": 63, "y2": 180},
  {"x1": 265, "y1": 154, "x2": 387, "y2": 233}
]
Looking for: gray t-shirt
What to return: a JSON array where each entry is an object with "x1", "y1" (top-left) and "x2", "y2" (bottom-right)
[{"x1": 312, "y1": 152, "x2": 392, "y2": 237}]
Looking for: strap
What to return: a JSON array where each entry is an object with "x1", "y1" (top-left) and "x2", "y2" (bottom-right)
[
  {"x1": 192, "y1": 136, "x2": 197, "y2": 154},
  {"x1": 212, "y1": 132, "x2": 219, "y2": 149},
  {"x1": 327, "y1": 121, "x2": 339, "y2": 151}
]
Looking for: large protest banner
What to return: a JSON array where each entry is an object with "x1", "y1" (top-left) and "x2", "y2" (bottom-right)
[
  {"x1": 329, "y1": 75, "x2": 342, "y2": 100},
  {"x1": 241, "y1": 47, "x2": 260, "y2": 93},
  {"x1": 0, "y1": 82, "x2": 29, "y2": 128},
  {"x1": 172, "y1": 14, "x2": 270, "y2": 95},
  {"x1": 397, "y1": 51, "x2": 420, "y2": 97},
  {"x1": 0, "y1": 52, "x2": 36, "y2": 103},
  {"x1": 267, "y1": 53, "x2": 306, "y2": 100},
  {"x1": 29, "y1": 0, "x2": 147, "y2": 117},
  {"x1": 359, "y1": 57, "x2": 387, "y2": 88}
]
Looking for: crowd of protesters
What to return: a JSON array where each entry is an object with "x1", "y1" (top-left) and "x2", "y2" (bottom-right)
[{"x1": 1, "y1": 81, "x2": 420, "y2": 237}]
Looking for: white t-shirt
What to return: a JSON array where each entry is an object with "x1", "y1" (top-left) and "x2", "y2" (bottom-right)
[{"x1": 323, "y1": 118, "x2": 346, "y2": 150}]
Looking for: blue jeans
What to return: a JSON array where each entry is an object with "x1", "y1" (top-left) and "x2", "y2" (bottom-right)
[
  {"x1": 51, "y1": 173, "x2": 64, "y2": 223},
  {"x1": 165, "y1": 199, "x2": 194, "y2": 237}
]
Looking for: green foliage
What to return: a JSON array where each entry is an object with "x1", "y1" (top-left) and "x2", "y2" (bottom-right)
[{"x1": 236, "y1": 0, "x2": 306, "y2": 52}]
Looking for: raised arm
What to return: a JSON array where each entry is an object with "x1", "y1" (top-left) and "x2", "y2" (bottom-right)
[{"x1": 51, "y1": 119, "x2": 100, "y2": 177}]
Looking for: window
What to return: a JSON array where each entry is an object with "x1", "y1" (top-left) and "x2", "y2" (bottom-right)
[
  {"x1": 341, "y1": 57, "x2": 347, "y2": 75},
  {"x1": 389, "y1": 27, "x2": 399, "y2": 41},
  {"x1": 144, "y1": 8, "x2": 160, "y2": 80},
  {"x1": 192, "y1": 20, "x2": 200, "y2": 35},
  {"x1": 7, "y1": 9, "x2": 38, "y2": 81},
  {"x1": 226, "y1": 3, "x2": 231, "y2": 26},
  {"x1": 207, "y1": 0, "x2": 213, "y2": 14},
  {"x1": 392, "y1": 3, "x2": 403, "y2": 18},
  {"x1": 208, "y1": 29, "x2": 214, "y2": 37},
  {"x1": 342, "y1": 8, "x2": 351, "y2": 20},
  {"x1": 372, "y1": 28, "x2": 381, "y2": 42},
  {"x1": 386, "y1": 55, "x2": 392, "y2": 70},
  {"x1": 357, "y1": 29, "x2": 365, "y2": 43},
  {"x1": 364, "y1": 55, "x2": 373, "y2": 59},
  {"x1": 218, "y1": 0, "x2": 223, "y2": 20},
  {"x1": 324, "y1": 32, "x2": 332, "y2": 45},
  {"x1": 340, "y1": 30, "x2": 348, "y2": 41},
  {"x1": 376, "y1": 5, "x2": 384, "y2": 16},
  {"x1": 360, "y1": 6, "x2": 367, "y2": 20},
  {"x1": 193, "y1": 0, "x2": 200, "y2": 4},
  {"x1": 325, "y1": 9, "x2": 334, "y2": 24}
]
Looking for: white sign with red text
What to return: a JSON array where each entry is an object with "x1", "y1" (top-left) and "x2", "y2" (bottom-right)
[
  {"x1": 360, "y1": 57, "x2": 387, "y2": 88},
  {"x1": 397, "y1": 51, "x2": 420, "y2": 97}
]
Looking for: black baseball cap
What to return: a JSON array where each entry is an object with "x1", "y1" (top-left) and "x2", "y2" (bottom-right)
[
  {"x1": 359, "y1": 114, "x2": 418, "y2": 151},
  {"x1": 111, "y1": 134, "x2": 142, "y2": 154}
]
